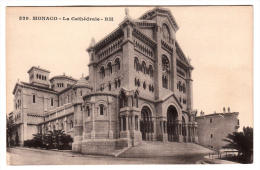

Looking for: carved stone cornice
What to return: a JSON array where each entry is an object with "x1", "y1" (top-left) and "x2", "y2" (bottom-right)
[
  {"x1": 133, "y1": 38, "x2": 154, "y2": 59},
  {"x1": 135, "y1": 20, "x2": 156, "y2": 28},
  {"x1": 82, "y1": 91, "x2": 118, "y2": 100},
  {"x1": 161, "y1": 39, "x2": 173, "y2": 54},
  {"x1": 133, "y1": 28, "x2": 157, "y2": 48},
  {"x1": 13, "y1": 82, "x2": 58, "y2": 95},
  {"x1": 97, "y1": 37, "x2": 124, "y2": 61},
  {"x1": 86, "y1": 28, "x2": 123, "y2": 52},
  {"x1": 27, "y1": 113, "x2": 45, "y2": 117},
  {"x1": 175, "y1": 41, "x2": 190, "y2": 66}
]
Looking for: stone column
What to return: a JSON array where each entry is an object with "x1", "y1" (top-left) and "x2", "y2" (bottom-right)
[
  {"x1": 56, "y1": 120, "x2": 59, "y2": 130},
  {"x1": 126, "y1": 116, "x2": 129, "y2": 131},
  {"x1": 91, "y1": 103, "x2": 95, "y2": 139},
  {"x1": 121, "y1": 117, "x2": 124, "y2": 131},
  {"x1": 108, "y1": 101, "x2": 113, "y2": 139},
  {"x1": 41, "y1": 125, "x2": 44, "y2": 134},
  {"x1": 180, "y1": 124, "x2": 182, "y2": 136},
  {"x1": 82, "y1": 104, "x2": 85, "y2": 139},
  {"x1": 138, "y1": 116, "x2": 140, "y2": 131},
  {"x1": 63, "y1": 118, "x2": 67, "y2": 133},
  {"x1": 187, "y1": 69, "x2": 193, "y2": 111},
  {"x1": 185, "y1": 124, "x2": 189, "y2": 142},
  {"x1": 132, "y1": 115, "x2": 135, "y2": 131},
  {"x1": 161, "y1": 121, "x2": 164, "y2": 134}
]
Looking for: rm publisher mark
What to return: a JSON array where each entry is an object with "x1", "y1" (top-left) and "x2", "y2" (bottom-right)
[{"x1": 19, "y1": 16, "x2": 114, "y2": 21}]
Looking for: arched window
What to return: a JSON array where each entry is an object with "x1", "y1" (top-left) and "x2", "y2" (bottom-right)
[
  {"x1": 115, "y1": 79, "x2": 118, "y2": 88},
  {"x1": 119, "y1": 90, "x2": 127, "y2": 108},
  {"x1": 36, "y1": 74, "x2": 39, "y2": 79},
  {"x1": 162, "y1": 75, "x2": 168, "y2": 89},
  {"x1": 118, "y1": 79, "x2": 121, "y2": 87},
  {"x1": 107, "y1": 62, "x2": 112, "y2": 76},
  {"x1": 101, "y1": 85, "x2": 105, "y2": 91},
  {"x1": 100, "y1": 66, "x2": 105, "y2": 79},
  {"x1": 115, "y1": 58, "x2": 120, "y2": 72},
  {"x1": 86, "y1": 106, "x2": 90, "y2": 117},
  {"x1": 178, "y1": 81, "x2": 182, "y2": 91},
  {"x1": 108, "y1": 83, "x2": 111, "y2": 91},
  {"x1": 183, "y1": 98, "x2": 186, "y2": 104},
  {"x1": 149, "y1": 65, "x2": 154, "y2": 78},
  {"x1": 134, "y1": 91, "x2": 139, "y2": 108},
  {"x1": 51, "y1": 98, "x2": 54, "y2": 106},
  {"x1": 142, "y1": 61, "x2": 146, "y2": 74},
  {"x1": 134, "y1": 58, "x2": 139, "y2": 71},
  {"x1": 183, "y1": 83, "x2": 186, "y2": 93},
  {"x1": 137, "y1": 79, "x2": 140, "y2": 87},
  {"x1": 70, "y1": 120, "x2": 73, "y2": 129},
  {"x1": 162, "y1": 24, "x2": 171, "y2": 43},
  {"x1": 143, "y1": 81, "x2": 146, "y2": 89},
  {"x1": 33, "y1": 95, "x2": 36, "y2": 103},
  {"x1": 61, "y1": 123, "x2": 64, "y2": 130},
  {"x1": 39, "y1": 75, "x2": 41, "y2": 79},
  {"x1": 53, "y1": 124, "x2": 56, "y2": 131},
  {"x1": 162, "y1": 55, "x2": 170, "y2": 72},
  {"x1": 99, "y1": 104, "x2": 104, "y2": 116}
]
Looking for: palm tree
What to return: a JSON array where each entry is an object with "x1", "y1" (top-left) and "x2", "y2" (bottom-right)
[
  {"x1": 222, "y1": 126, "x2": 253, "y2": 163},
  {"x1": 42, "y1": 130, "x2": 73, "y2": 150}
]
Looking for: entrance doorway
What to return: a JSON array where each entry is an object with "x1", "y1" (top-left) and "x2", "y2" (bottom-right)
[
  {"x1": 167, "y1": 105, "x2": 178, "y2": 142},
  {"x1": 140, "y1": 106, "x2": 153, "y2": 141}
]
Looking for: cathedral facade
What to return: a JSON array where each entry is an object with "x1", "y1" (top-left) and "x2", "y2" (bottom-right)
[{"x1": 11, "y1": 7, "x2": 198, "y2": 155}]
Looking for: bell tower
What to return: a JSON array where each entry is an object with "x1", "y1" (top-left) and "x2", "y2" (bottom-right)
[{"x1": 27, "y1": 66, "x2": 50, "y2": 88}]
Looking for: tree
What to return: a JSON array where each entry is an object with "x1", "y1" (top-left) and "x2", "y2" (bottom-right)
[
  {"x1": 222, "y1": 126, "x2": 253, "y2": 163},
  {"x1": 42, "y1": 130, "x2": 73, "y2": 150},
  {"x1": 6, "y1": 116, "x2": 16, "y2": 147},
  {"x1": 32, "y1": 133, "x2": 43, "y2": 147}
]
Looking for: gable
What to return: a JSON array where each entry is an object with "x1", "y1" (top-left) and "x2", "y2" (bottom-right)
[{"x1": 139, "y1": 7, "x2": 179, "y2": 32}]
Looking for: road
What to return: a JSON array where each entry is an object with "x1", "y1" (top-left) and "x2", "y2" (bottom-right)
[{"x1": 6, "y1": 147, "x2": 207, "y2": 165}]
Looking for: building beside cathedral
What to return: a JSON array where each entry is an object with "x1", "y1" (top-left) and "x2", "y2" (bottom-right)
[
  {"x1": 10, "y1": 7, "x2": 198, "y2": 155},
  {"x1": 195, "y1": 108, "x2": 240, "y2": 150}
]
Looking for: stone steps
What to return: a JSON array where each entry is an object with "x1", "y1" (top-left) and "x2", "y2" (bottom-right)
[{"x1": 119, "y1": 141, "x2": 215, "y2": 158}]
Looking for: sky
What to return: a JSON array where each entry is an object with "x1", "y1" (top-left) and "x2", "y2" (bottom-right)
[{"x1": 6, "y1": 6, "x2": 253, "y2": 129}]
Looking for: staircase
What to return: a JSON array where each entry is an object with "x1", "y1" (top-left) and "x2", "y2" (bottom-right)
[{"x1": 119, "y1": 141, "x2": 215, "y2": 158}]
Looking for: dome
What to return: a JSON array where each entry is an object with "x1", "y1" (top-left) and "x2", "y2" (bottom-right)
[{"x1": 73, "y1": 74, "x2": 92, "y2": 88}]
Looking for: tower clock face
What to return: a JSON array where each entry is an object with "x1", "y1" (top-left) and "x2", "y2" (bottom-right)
[
  {"x1": 162, "y1": 56, "x2": 170, "y2": 71},
  {"x1": 162, "y1": 24, "x2": 170, "y2": 42}
]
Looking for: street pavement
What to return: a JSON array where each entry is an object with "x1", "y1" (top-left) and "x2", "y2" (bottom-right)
[{"x1": 6, "y1": 147, "x2": 208, "y2": 165}]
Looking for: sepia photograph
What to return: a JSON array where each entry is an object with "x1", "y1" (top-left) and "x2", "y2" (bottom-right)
[{"x1": 5, "y1": 6, "x2": 253, "y2": 165}]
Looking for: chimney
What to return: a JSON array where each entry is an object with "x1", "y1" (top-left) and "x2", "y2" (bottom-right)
[
  {"x1": 228, "y1": 107, "x2": 230, "y2": 113},
  {"x1": 223, "y1": 107, "x2": 226, "y2": 114}
]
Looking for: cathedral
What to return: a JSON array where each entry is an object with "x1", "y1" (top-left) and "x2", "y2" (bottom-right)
[{"x1": 11, "y1": 7, "x2": 198, "y2": 155}]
